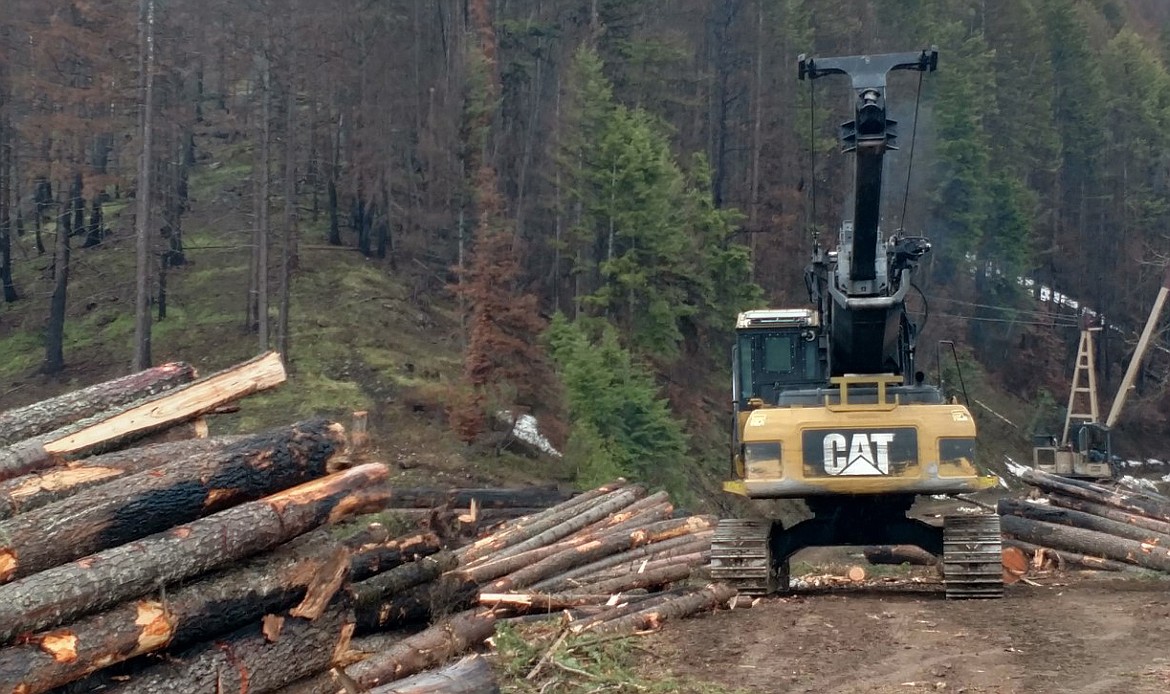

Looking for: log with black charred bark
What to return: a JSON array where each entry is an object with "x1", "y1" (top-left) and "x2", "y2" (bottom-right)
[
  {"x1": 1019, "y1": 469, "x2": 1170, "y2": 523},
  {"x1": 0, "y1": 464, "x2": 388, "y2": 645},
  {"x1": 367, "y1": 656, "x2": 499, "y2": 694},
  {"x1": 355, "y1": 574, "x2": 479, "y2": 634},
  {"x1": 997, "y1": 498, "x2": 1170, "y2": 547},
  {"x1": 351, "y1": 552, "x2": 460, "y2": 632},
  {"x1": 0, "y1": 437, "x2": 243, "y2": 521},
  {"x1": 0, "y1": 352, "x2": 287, "y2": 482},
  {"x1": 999, "y1": 513, "x2": 1170, "y2": 573},
  {"x1": 102, "y1": 601, "x2": 355, "y2": 694},
  {"x1": 378, "y1": 485, "x2": 571, "y2": 510},
  {"x1": 0, "y1": 419, "x2": 348, "y2": 582},
  {"x1": 348, "y1": 533, "x2": 443, "y2": 581},
  {"x1": 862, "y1": 545, "x2": 940, "y2": 566},
  {"x1": 0, "y1": 362, "x2": 197, "y2": 447},
  {"x1": 0, "y1": 530, "x2": 364, "y2": 693},
  {"x1": 346, "y1": 609, "x2": 498, "y2": 689}
]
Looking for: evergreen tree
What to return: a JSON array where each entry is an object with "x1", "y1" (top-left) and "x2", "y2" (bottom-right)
[{"x1": 546, "y1": 313, "x2": 690, "y2": 493}]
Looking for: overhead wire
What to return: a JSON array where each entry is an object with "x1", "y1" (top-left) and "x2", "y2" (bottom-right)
[{"x1": 899, "y1": 69, "x2": 925, "y2": 231}]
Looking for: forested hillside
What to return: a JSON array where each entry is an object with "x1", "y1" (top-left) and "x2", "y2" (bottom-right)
[{"x1": 1, "y1": 0, "x2": 1169, "y2": 499}]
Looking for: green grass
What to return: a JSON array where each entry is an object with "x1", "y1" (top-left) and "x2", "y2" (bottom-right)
[{"x1": 493, "y1": 622, "x2": 744, "y2": 694}]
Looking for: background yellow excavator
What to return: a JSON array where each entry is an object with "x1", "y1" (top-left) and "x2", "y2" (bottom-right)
[{"x1": 711, "y1": 49, "x2": 1004, "y2": 599}]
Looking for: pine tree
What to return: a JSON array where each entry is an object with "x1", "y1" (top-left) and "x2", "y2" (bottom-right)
[
  {"x1": 450, "y1": 0, "x2": 563, "y2": 447},
  {"x1": 546, "y1": 313, "x2": 690, "y2": 493}
]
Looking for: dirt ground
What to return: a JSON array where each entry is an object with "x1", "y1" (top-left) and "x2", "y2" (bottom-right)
[{"x1": 638, "y1": 571, "x2": 1170, "y2": 694}]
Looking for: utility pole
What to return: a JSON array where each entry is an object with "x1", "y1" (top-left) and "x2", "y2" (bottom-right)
[{"x1": 133, "y1": 0, "x2": 156, "y2": 371}]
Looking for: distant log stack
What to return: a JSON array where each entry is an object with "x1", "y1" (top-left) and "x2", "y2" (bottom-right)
[
  {"x1": 0, "y1": 360, "x2": 737, "y2": 693},
  {"x1": 1001, "y1": 468, "x2": 1170, "y2": 576}
]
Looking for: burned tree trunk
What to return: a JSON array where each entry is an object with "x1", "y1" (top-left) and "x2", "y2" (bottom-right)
[
  {"x1": 348, "y1": 532, "x2": 443, "y2": 581},
  {"x1": 103, "y1": 602, "x2": 354, "y2": 694},
  {"x1": 0, "y1": 464, "x2": 388, "y2": 644},
  {"x1": 0, "y1": 437, "x2": 242, "y2": 521},
  {"x1": 0, "y1": 352, "x2": 287, "y2": 481},
  {"x1": 0, "y1": 363, "x2": 196, "y2": 446},
  {"x1": 0, "y1": 419, "x2": 348, "y2": 582},
  {"x1": 862, "y1": 545, "x2": 940, "y2": 566},
  {"x1": 0, "y1": 537, "x2": 355, "y2": 693}
]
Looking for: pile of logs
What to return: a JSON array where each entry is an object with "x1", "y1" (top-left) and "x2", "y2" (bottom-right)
[
  {"x1": 1000, "y1": 468, "x2": 1170, "y2": 574},
  {"x1": 0, "y1": 358, "x2": 735, "y2": 694}
]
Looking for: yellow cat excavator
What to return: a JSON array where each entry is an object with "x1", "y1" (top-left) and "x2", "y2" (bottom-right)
[{"x1": 711, "y1": 49, "x2": 1004, "y2": 599}]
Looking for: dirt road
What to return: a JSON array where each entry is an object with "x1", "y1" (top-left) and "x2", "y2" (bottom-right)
[{"x1": 639, "y1": 574, "x2": 1170, "y2": 694}]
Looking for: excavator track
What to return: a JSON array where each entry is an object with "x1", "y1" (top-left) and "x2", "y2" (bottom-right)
[
  {"x1": 709, "y1": 519, "x2": 781, "y2": 596},
  {"x1": 942, "y1": 514, "x2": 1003, "y2": 599}
]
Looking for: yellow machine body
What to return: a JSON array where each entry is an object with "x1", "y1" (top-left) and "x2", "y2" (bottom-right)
[{"x1": 724, "y1": 374, "x2": 998, "y2": 499}]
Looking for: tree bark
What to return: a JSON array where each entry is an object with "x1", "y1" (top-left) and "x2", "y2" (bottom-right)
[
  {"x1": 456, "y1": 480, "x2": 627, "y2": 562},
  {"x1": 998, "y1": 498, "x2": 1170, "y2": 547},
  {"x1": 1047, "y1": 493, "x2": 1170, "y2": 537},
  {"x1": 355, "y1": 575, "x2": 480, "y2": 633},
  {"x1": 529, "y1": 531, "x2": 714, "y2": 593},
  {"x1": 367, "y1": 656, "x2": 498, "y2": 694},
  {"x1": 42, "y1": 186, "x2": 70, "y2": 376},
  {"x1": 999, "y1": 513, "x2": 1170, "y2": 573},
  {"x1": 565, "y1": 588, "x2": 693, "y2": 634},
  {"x1": 0, "y1": 352, "x2": 287, "y2": 481},
  {"x1": 352, "y1": 553, "x2": 459, "y2": 632},
  {"x1": 481, "y1": 516, "x2": 714, "y2": 593},
  {"x1": 478, "y1": 591, "x2": 628, "y2": 611},
  {"x1": 568, "y1": 562, "x2": 697, "y2": 596},
  {"x1": 0, "y1": 464, "x2": 387, "y2": 644},
  {"x1": 1001, "y1": 538, "x2": 1132, "y2": 572},
  {"x1": 0, "y1": 436, "x2": 240, "y2": 521},
  {"x1": 585, "y1": 584, "x2": 736, "y2": 635},
  {"x1": 132, "y1": 0, "x2": 157, "y2": 372},
  {"x1": 348, "y1": 532, "x2": 443, "y2": 582},
  {"x1": 256, "y1": 34, "x2": 272, "y2": 351},
  {"x1": 570, "y1": 552, "x2": 709, "y2": 593},
  {"x1": 863, "y1": 545, "x2": 940, "y2": 566},
  {"x1": 1020, "y1": 468, "x2": 1170, "y2": 523},
  {"x1": 0, "y1": 533, "x2": 359, "y2": 693},
  {"x1": 347, "y1": 610, "x2": 497, "y2": 689},
  {"x1": 0, "y1": 363, "x2": 196, "y2": 446},
  {"x1": 378, "y1": 485, "x2": 571, "y2": 510},
  {"x1": 465, "y1": 487, "x2": 645, "y2": 566},
  {"x1": 104, "y1": 602, "x2": 354, "y2": 694},
  {"x1": 0, "y1": 419, "x2": 347, "y2": 582}
]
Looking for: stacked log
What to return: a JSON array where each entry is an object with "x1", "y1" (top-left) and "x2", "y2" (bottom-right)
[
  {"x1": 0, "y1": 362, "x2": 734, "y2": 694},
  {"x1": 1000, "y1": 468, "x2": 1170, "y2": 574}
]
